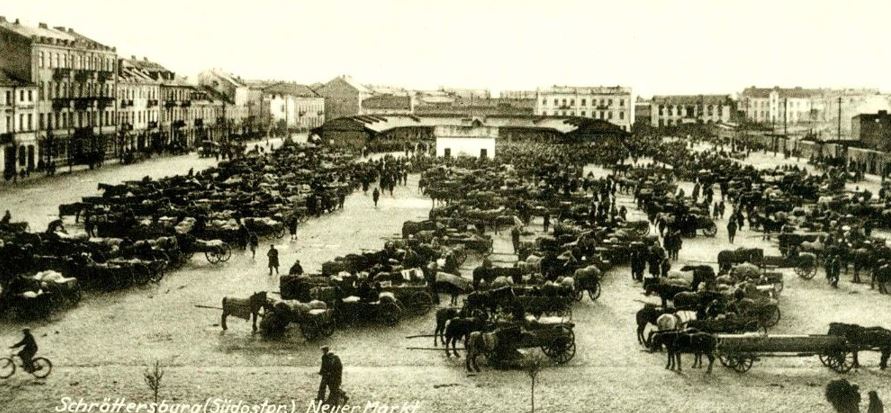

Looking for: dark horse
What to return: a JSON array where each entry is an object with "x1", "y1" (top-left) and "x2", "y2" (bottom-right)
[
  {"x1": 828, "y1": 322, "x2": 891, "y2": 369},
  {"x1": 443, "y1": 314, "x2": 491, "y2": 358},
  {"x1": 433, "y1": 307, "x2": 467, "y2": 346},
  {"x1": 221, "y1": 291, "x2": 269, "y2": 333},
  {"x1": 635, "y1": 303, "x2": 677, "y2": 345}
]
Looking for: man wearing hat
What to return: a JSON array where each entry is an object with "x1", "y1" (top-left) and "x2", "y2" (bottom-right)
[
  {"x1": 318, "y1": 346, "x2": 344, "y2": 403},
  {"x1": 10, "y1": 328, "x2": 37, "y2": 372}
]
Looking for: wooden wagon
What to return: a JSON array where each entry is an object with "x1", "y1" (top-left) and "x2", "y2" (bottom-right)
[{"x1": 715, "y1": 333, "x2": 855, "y2": 373}]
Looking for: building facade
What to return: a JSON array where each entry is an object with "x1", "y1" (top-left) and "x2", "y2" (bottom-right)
[
  {"x1": 117, "y1": 57, "x2": 160, "y2": 152},
  {"x1": 534, "y1": 86, "x2": 633, "y2": 131},
  {"x1": 314, "y1": 75, "x2": 370, "y2": 120},
  {"x1": 261, "y1": 82, "x2": 325, "y2": 132},
  {"x1": 0, "y1": 70, "x2": 38, "y2": 178},
  {"x1": 853, "y1": 110, "x2": 891, "y2": 152},
  {"x1": 650, "y1": 95, "x2": 735, "y2": 127},
  {"x1": 0, "y1": 17, "x2": 118, "y2": 170}
]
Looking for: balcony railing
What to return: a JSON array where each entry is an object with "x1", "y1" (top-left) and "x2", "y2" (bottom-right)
[
  {"x1": 74, "y1": 98, "x2": 93, "y2": 111},
  {"x1": 52, "y1": 68, "x2": 71, "y2": 81},
  {"x1": 120, "y1": 123, "x2": 134, "y2": 131},
  {"x1": 147, "y1": 121, "x2": 158, "y2": 129},
  {"x1": 97, "y1": 97, "x2": 113, "y2": 110},
  {"x1": 165, "y1": 100, "x2": 178, "y2": 108},
  {"x1": 0, "y1": 132, "x2": 13, "y2": 145},
  {"x1": 172, "y1": 120, "x2": 185, "y2": 128},
  {"x1": 97, "y1": 71, "x2": 113, "y2": 82},
  {"x1": 120, "y1": 99, "x2": 133, "y2": 108},
  {"x1": 180, "y1": 100, "x2": 191, "y2": 108},
  {"x1": 147, "y1": 99, "x2": 159, "y2": 108},
  {"x1": 73, "y1": 70, "x2": 91, "y2": 83},
  {"x1": 194, "y1": 119, "x2": 204, "y2": 127},
  {"x1": 52, "y1": 98, "x2": 70, "y2": 111}
]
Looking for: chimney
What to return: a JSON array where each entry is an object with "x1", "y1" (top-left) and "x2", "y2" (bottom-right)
[
  {"x1": 38, "y1": 22, "x2": 47, "y2": 29},
  {"x1": 67, "y1": 28, "x2": 74, "y2": 33},
  {"x1": 14, "y1": 18, "x2": 20, "y2": 25}
]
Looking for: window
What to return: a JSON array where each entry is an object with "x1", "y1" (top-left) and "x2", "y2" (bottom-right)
[
  {"x1": 39, "y1": 52, "x2": 45, "y2": 68},
  {"x1": 570, "y1": 99, "x2": 574, "y2": 106},
  {"x1": 562, "y1": 98, "x2": 567, "y2": 106},
  {"x1": 608, "y1": 99, "x2": 613, "y2": 106},
  {"x1": 18, "y1": 114, "x2": 23, "y2": 131},
  {"x1": 608, "y1": 111, "x2": 613, "y2": 120},
  {"x1": 581, "y1": 111, "x2": 586, "y2": 116},
  {"x1": 553, "y1": 99, "x2": 558, "y2": 106},
  {"x1": 27, "y1": 114, "x2": 32, "y2": 130},
  {"x1": 542, "y1": 99, "x2": 546, "y2": 105},
  {"x1": 620, "y1": 99, "x2": 625, "y2": 107},
  {"x1": 39, "y1": 113, "x2": 44, "y2": 129},
  {"x1": 27, "y1": 90, "x2": 32, "y2": 102},
  {"x1": 619, "y1": 112, "x2": 624, "y2": 120},
  {"x1": 4, "y1": 91, "x2": 9, "y2": 105}
]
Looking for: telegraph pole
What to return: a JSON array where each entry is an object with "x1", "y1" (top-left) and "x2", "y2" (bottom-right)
[
  {"x1": 783, "y1": 98, "x2": 788, "y2": 136},
  {"x1": 837, "y1": 96, "x2": 842, "y2": 140}
]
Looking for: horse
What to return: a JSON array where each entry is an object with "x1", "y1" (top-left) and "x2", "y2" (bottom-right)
[
  {"x1": 465, "y1": 330, "x2": 497, "y2": 373},
  {"x1": 635, "y1": 304, "x2": 676, "y2": 345},
  {"x1": 443, "y1": 314, "x2": 491, "y2": 358},
  {"x1": 644, "y1": 281, "x2": 691, "y2": 308},
  {"x1": 221, "y1": 291, "x2": 269, "y2": 333},
  {"x1": 650, "y1": 328, "x2": 716, "y2": 373},
  {"x1": 828, "y1": 322, "x2": 891, "y2": 369},
  {"x1": 433, "y1": 307, "x2": 465, "y2": 346}
]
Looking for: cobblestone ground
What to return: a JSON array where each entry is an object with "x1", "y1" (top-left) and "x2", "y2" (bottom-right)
[{"x1": 1, "y1": 152, "x2": 891, "y2": 413}]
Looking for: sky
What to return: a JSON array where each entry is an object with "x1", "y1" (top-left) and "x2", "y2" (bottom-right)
[{"x1": 2, "y1": 0, "x2": 890, "y2": 97}]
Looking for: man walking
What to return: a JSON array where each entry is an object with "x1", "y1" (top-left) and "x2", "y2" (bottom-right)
[
  {"x1": 727, "y1": 219, "x2": 737, "y2": 244},
  {"x1": 372, "y1": 187, "x2": 380, "y2": 208},
  {"x1": 317, "y1": 346, "x2": 345, "y2": 404},
  {"x1": 267, "y1": 244, "x2": 279, "y2": 276},
  {"x1": 511, "y1": 225, "x2": 521, "y2": 253}
]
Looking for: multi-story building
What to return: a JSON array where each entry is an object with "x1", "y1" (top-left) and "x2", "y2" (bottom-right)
[
  {"x1": 0, "y1": 17, "x2": 118, "y2": 170},
  {"x1": 650, "y1": 95, "x2": 735, "y2": 127},
  {"x1": 117, "y1": 57, "x2": 161, "y2": 152},
  {"x1": 0, "y1": 70, "x2": 38, "y2": 178},
  {"x1": 261, "y1": 82, "x2": 325, "y2": 132},
  {"x1": 741, "y1": 86, "x2": 891, "y2": 136},
  {"x1": 197, "y1": 69, "x2": 258, "y2": 139},
  {"x1": 853, "y1": 110, "x2": 891, "y2": 152},
  {"x1": 633, "y1": 98, "x2": 651, "y2": 128},
  {"x1": 534, "y1": 86, "x2": 634, "y2": 131},
  {"x1": 314, "y1": 75, "x2": 371, "y2": 120}
]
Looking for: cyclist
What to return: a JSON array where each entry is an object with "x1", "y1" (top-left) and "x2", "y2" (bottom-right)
[{"x1": 10, "y1": 328, "x2": 37, "y2": 373}]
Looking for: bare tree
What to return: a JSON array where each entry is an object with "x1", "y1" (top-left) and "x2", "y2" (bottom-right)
[
  {"x1": 144, "y1": 360, "x2": 165, "y2": 404},
  {"x1": 525, "y1": 351, "x2": 547, "y2": 413}
]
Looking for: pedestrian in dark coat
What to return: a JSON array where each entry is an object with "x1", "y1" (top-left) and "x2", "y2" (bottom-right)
[
  {"x1": 317, "y1": 346, "x2": 344, "y2": 403},
  {"x1": 372, "y1": 188, "x2": 380, "y2": 208},
  {"x1": 869, "y1": 390, "x2": 884, "y2": 413},
  {"x1": 249, "y1": 232, "x2": 259, "y2": 259},
  {"x1": 510, "y1": 225, "x2": 521, "y2": 253},
  {"x1": 288, "y1": 216, "x2": 298, "y2": 241},
  {"x1": 727, "y1": 219, "x2": 737, "y2": 244},
  {"x1": 543, "y1": 212, "x2": 551, "y2": 234},
  {"x1": 267, "y1": 245, "x2": 279, "y2": 275}
]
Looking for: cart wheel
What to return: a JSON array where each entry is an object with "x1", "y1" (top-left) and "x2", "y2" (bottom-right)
[
  {"x1": 828, "y1": 351, "x2": 855, "y2": 373},
  {"x1": 703, "y1": 222, "x2": 718, "y2": 237},
  {"x1": 795, "y1": 260, "x2": 816, "y2": 279},
  {"x1": 719, "y1": 354, "x2": 738, "y2": 368},
  {"x1": 819, "y1": 353, "x2": 831, "y2": 367},
  {"x1": 320, "y1": 319, "x2": 336, "y2": 337},
  {"x1": 301, "y1": 319, "x2": 320, "y2": 341},
  {"x1": 759, "y1": 305, "x2": 781, "y2": 328},
  {"x1": 274, "y1": 226, "x2": 286, "y2": 239},
  {"x1": 411, "y1": 292, "x2": 434, "y2": 316},
  {"x1": 380, "y1": 302, "x2": 401, "y2": 326},
  {"x1": 572, "y1": 288, "x2": 583, "y2": 302},
  {"x1": 150, "y1": 265, "x2": 166, "y2": 283},
  {"x1": 219, "y1": 244, "x2": 232, "y2": 262},
  {"x1": 544, "y1": 336, "x2": 576, "y2": 364},
  {"x1": 587, "y1": 280, "x2": 601, "y2": 301},
  {"x1": 205, "y1": 250, "x2": 221, "y2": 264},
  {"x1": 774, "y1": 282, "x2": 784, "y2": 294},
  {"x1": 69, "y1": 285, "x2": 83, "y2": 304},
  {"x1": 732, "y1": 356, "x2": 754, "y2": 373}
]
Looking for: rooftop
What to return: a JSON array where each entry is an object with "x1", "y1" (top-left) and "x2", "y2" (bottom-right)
[
  {"x1": 540, "y1": 85, "x2": 631, "y2": 95},
  {"x1": 0, "y1": 17, "x2": 113, "y2": 51},
  {"x1": 262, "y1": 82, "x2": 319, "y2": 98}
]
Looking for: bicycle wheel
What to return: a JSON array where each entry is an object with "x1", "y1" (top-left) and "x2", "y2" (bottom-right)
[
  {"x1": 31, "y1": 357, "x2": 52, "y2": 378},
  {"x1": 0, "y1": 358, "x2": 15, "y2": 378}
]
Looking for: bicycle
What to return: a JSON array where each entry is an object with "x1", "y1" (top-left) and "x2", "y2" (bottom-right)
[{"x1": 0, "y1": 353, "x2": 53, "y2": 379}]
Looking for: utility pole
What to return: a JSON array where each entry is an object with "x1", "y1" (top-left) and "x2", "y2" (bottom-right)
[
  {"x1": 837, "y1": 96, "x2": 842, "y2": 140},
  {"x1": 783, "y1": 97, "x2": 788, "y2": 136}
]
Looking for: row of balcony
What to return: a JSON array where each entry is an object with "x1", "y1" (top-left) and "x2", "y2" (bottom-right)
[
  {"x1": 52, "y1": 68, "x2": 114, "y2": 83},
  {"x1": 163, "y1": 100, "x2": 192, "y2": 108},
  {"x1": 51, "y1": 97, "x2": 115, "y2": 111},
  {"x1": 120, "y1": 99, "x2": 161, "y2": 108}
]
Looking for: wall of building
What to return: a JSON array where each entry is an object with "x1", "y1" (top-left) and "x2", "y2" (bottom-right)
[{"x1": 435, "y1": 137, "x2": 495, "y2": 158}]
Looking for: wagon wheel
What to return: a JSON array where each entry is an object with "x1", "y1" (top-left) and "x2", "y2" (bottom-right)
[
  {"x1": 827, "y1": 351, "x2": 856, "y2": 373},
  {"x1": 795, "y1": 260, "x2": 816, "y2": 280},
  {"x1": 68, "y1": 284, "x2": 83, "y2": 304},
  {"x1": 301, "y1": 318, "x2": 320, "y2": 341},
  {"x1": 759, "y1": 305, "x2": 781, "y2": 328},
  {"x1": 571, "y1": 288, "x2": 584, "y2": 302},
  {"x1": 543, "y1": 334, "x2": 576, "y2": 364},
  {"x1": 719, "y1": 353, "x2": 739, "y2": 368},
  {"x1": 819, "y1": 353, "x2": 832, "y2": 367},
  {"x1": 273, "y1": 226, "x2": 286, "y2": 239},
  {"x1": 320, "y1": 318, "x2": 336, "y2": 337},
  {"x1": 587, "y1": 279, "x2": 602, "y2": 301},
  {"x1": 410, "y1": 292, "x2": 434, "y2": 316},
  {"x1": 703, "y1": 222, "x2": 718, "y2": 237},
  {"x1": 773, "y1": 282, "x2": 784, "y2": 294},
  {"x1": 380, "y1": 302, "x2": 401, "y2": 326},
  {"x1": 205, "y1": 249, "x2": 224, "y2": 264},
  {"x1": 731, "y1": 356, "x2": 754, "y2": 373},
  {"x1": 150, "y1": 264, "x2": 166, "y2": 283},
  {"x1": 183, "y1": 250, "x2": 195, "y2": 261},
  {"x1": 218, "y1": 244, "x2": 232, "y2": 262}
]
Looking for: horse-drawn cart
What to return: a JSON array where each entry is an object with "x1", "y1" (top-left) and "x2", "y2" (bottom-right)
[
  {"x1": 184, "y1": 239, "x2": 232, "y2": 264},
  {"x1": 716, "y1": 333, "x2": 855, "y2": 373},
  {"x1": 761, "y1": 252, "x2": 819, "y2": 280}
]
